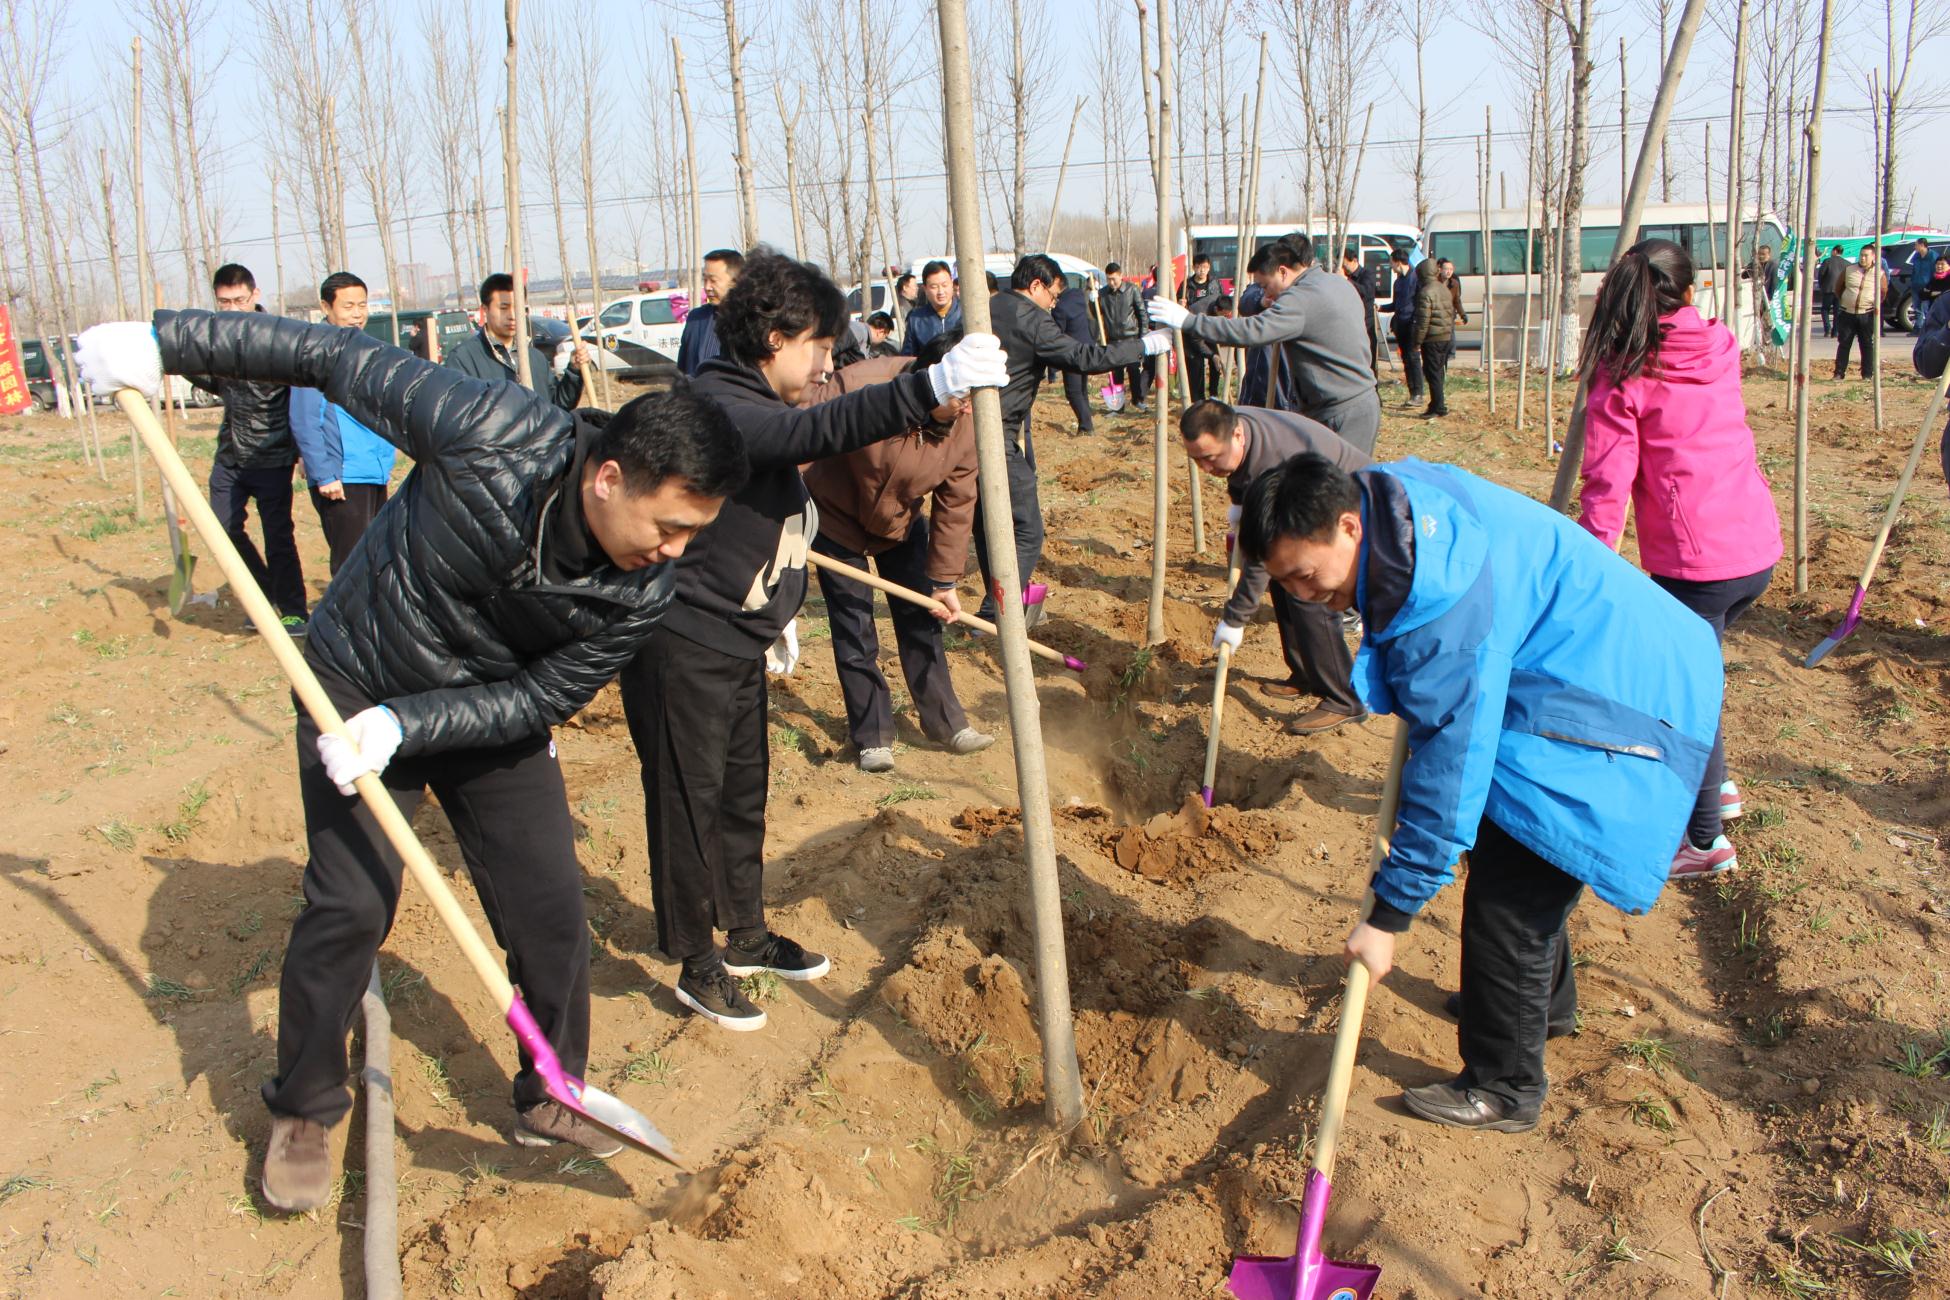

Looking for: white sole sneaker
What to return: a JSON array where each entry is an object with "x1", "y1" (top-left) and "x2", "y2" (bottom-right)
[
  {"x1": 723, "y1": 953, "x2": 831, "y2": 981},
  {"x1": 674, "y1": 983, "x2": 769, "y2": 1031}
]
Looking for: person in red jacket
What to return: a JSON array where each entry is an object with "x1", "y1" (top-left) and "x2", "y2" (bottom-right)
[{"x1": 1577, "y1": 238, "x2": 1783, "y2": 879}]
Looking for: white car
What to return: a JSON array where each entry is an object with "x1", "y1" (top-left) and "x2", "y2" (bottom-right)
[{"x1": 590, "y1": 290, "x2": 691, "y2": 365}]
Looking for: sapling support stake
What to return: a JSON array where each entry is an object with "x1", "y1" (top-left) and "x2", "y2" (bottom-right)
[
  {"x1": 935, "y1": 0, "x2": 1084, "y2": 1132},
  {"x1": 114, "y1": 388, "x2": 684, "y2": 1169}
]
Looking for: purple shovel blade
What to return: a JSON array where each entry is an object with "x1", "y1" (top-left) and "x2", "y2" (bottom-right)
[
  {"x1": 1803, "y1": 585, "x2": 1867, "y2": 668},
  {"x1": 1200, "y1": 786, "x2": 1215, "y2": 808},
  {"x1": 1227, "y1": 1170, "x2": 1380, "y2": 1300},
  {"x1": 506, "y1": 996, "x2": 686, "y2": 1168}
]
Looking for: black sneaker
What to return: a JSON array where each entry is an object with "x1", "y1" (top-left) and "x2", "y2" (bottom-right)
[
  {"x1": 723, "y1": 931, "x2": 830, "y2": 982},
  {"x1": 1401, "y1": 1080, "x2": 1539, "y2": 1132},
  {"x1": 675, "y1": 961, "x2": 768, "y2": 1031}
]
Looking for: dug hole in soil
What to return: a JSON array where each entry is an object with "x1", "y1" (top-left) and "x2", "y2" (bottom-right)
[{"x1": 3, "y1": 367, "x2": 1948, "y2": 1298}]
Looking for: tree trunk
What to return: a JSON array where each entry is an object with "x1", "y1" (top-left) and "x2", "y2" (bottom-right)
[
  {"x1": 723, "y1": 0, "x2": 759, "y2": 250},
  {"x1": 774, "y1": 84, "x2": 808, "y2": 259},
  {"x1": 672, "y1": 37, "x2": 703, "y2": 313},
  {"x1": 1009, "y1": 0, "x2": 1028, "y2": 257},
  {"x1": 270, "y1": 159, "x2": 285, "y2": 317},
  {"x1": 1517, "y1": 97, "x2": 1537, "y2": 435},
  {"x1": 1548, "y1": 0, "x2": 1711, "y2": 512},
  {"x1": 933, "y1": 0, "x2": 1085, "y2": 1135},
  {"x1": 503, "y1": 0, "x2": 532, "y2": 391},
  {"x1": 1790, "y1": 0, "x2": 1836, "y2": 592},
  {"x1": 99, "y1": 147, "x2": 129, "y2": 320},
  {"x1": 1043, "y1": 96, "x2": 1085, "y2": 252},
  {"x1": 857, "y1": 0, "x2": 884, "y2": 305},
  {"x1": 1481, "y1": 106, "x2": 1495, "y2": 412},
  {"x1": 1554, "y1": 0, "x2": 1592, "y2": 371},
  {"x1": 1724, "y1": 0, "x2": 1748, "y2": 342},
  {"x1": 1147, "y1": 0, "x2": 1176, "y2": 646},
  {"x1": 1617, "y1": 38, "x2": 1627, "y2": 202}
]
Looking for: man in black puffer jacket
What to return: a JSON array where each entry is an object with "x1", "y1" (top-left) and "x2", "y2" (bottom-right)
[
  {"x1": 617, "y1": 248, "x2": 1007, "y2": 1033},
  {"x1": 75, "y1": 306, "x2": 748, "y2": 1215},
  {"x1": 186, "y1": 264, "x2": 307, "y2": 627}
]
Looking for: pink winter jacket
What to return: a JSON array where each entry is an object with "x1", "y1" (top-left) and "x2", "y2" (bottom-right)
[{"x1": 1580, "y1": 306, "x2": 1784, "y2": 582}]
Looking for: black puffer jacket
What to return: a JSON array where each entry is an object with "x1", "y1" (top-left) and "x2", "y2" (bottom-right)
[
  {"x1": 157, "y1": 308, "x2": 686, "y2": 757},
  {"x1": 180, "y1": 307, "x2": 296, "y2": 468}
]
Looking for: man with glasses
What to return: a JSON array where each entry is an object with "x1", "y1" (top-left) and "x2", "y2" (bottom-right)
[
  {"x1": 976, "y1": 254, "x2": 1171, "y2": 622},
  {"x1": 1180, "y1": 398, "x2": 1371, "y2": 735},
  {"x1": 187, "y1": 263, "x2": 308, "y2": 632}
]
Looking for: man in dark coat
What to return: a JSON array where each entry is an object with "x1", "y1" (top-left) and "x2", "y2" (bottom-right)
[
  {"x1": 75, "y1": 305, "x2": 749, "y2": 1214},
  {"x1": 191, "y1": 264, "x2": 307, "y2": 628},
  {"x1": 1050, "y1": 278, "x2": 1099, "y2": 433},
  {"x1": 1379, "y1": 248, "x2": 1423, "y2": 403},
  {"x1": 677, "y1": 248, "x2": 744, "y2": 375},
  {"x1": 1183, "y1": 399, "x2": 1372, "y2": 734},
  {"x1": 442, "y1": 272, "x2": 587, "y2": 410},
  {"x1": 1180, "y1": 253, "x2": 1224, "y2": 403},
  {"x1": 1098, "y1": 261, "x2": 1151, "y2": 410},
  {"x1": 1339, "y1": 247, "x2": 1380, "y2": 378},
  {"x1": 975, "y1": 254, "x2": 1170, "y2": 622}
]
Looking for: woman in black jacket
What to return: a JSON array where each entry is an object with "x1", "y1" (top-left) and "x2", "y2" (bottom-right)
[{"x1": 617, "y1": 248, "x2": 1006, "y2": 1033}]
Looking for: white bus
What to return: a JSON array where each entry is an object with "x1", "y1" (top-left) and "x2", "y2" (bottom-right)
[
  {"x1": 1181, "y1": 221, "x2": 1424, "y2": 297},
  {"x1": 1422, "y1": 202, "x2": 1790, "y2": 353}
]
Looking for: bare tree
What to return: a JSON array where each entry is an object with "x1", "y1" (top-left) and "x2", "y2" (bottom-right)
[
  {"x1": 1093, "y1": 0, "x2": 1138, "y2": 264},
  {"x1": 722, "y1": 0, "x2": 761, "y2": 249},
  {"x1": 343, "y1": 0, "x2": 407, "y2": 335},
  {"x1": 422, "y1": 0, "x2": 487, "y2": 303},
  {"x1": 253, "y1": 0, "x2": 349, "y2": 288},
  {"x1": 1390, "y1": 0, "x2": 1452, "y2": 231},
  {"x1": 1290, "y1": 0, "x2": 1382, "y2": 260},
  {"x1": 141, "y1": 0, "x2": 225, "y2": 294},
  {"x1": 1873, "y1": 0, "x2": 1949, "y2": 231}
]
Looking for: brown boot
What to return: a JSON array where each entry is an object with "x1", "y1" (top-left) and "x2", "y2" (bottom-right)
[
  {"x1": 1258, "y1": 680, "x2": 1307, "y2": 700},
  {"x1": 1284, "y1": 705, "x2": 1366, "y2": 736},
  {"x1": 261, "y1": 1115, "x2": 333, "y2": 1213}
]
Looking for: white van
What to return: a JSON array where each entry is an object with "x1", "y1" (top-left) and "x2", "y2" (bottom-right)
[{"x1": 904, "y1": 252, "x2": 1106, "y2": 293}]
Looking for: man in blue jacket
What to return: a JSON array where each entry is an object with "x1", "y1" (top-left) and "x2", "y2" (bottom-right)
[
  {"x1": 1239, "y1": 453, "x2": 1723, "y2": 1132},
  {"x1": 677, "y1": 248, "x2": 743, "y2": 376},
  {"x1": 290, "y1": 272, "x2": 399, "y2": 574}
]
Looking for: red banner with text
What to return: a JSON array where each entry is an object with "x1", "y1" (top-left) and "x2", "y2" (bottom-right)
[{"x1": 0, "y1": 306, "x2": 30, "y2": 416}]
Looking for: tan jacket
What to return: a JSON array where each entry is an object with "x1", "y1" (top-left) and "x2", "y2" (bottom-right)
[
  {"x1": 799, "y1": 357, "x2": 979, "y2": 585},
  {"x1": 1837, "y1": 262, "x2": 1886, "y2": 315}
]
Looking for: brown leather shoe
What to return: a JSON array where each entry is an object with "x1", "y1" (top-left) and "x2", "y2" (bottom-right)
[
  {"x1": 1258, "y1": 680, "x2": 1307, "y2": 700},
  {"x1": 1285, "y1": 705, "x2": 1366, "y2": 735},
  {"x1": 262, "y1": 1115, "x2": 334, "y2": 1213},
  {"x1": 515, "y1": 1100, "x2": 625, "y2": 1158}
]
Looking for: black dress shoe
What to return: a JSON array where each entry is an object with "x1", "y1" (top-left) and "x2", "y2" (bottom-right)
[
  {"x1": 1441, "y1": 989, "x2": 1577, "y2": 1039},
  {"x1": 1401, "y1": 1081, "x2": 1539, "y2": 1132}
]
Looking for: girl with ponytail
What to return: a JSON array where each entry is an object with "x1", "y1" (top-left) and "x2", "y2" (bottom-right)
[{"x1": 1578, "y1": 238, "x2": 1783, "y2": 882}]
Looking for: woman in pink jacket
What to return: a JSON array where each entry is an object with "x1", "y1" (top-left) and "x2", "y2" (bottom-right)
[{"x1": 1578, "y1": 238, "x2": 1783, "y2": 880}]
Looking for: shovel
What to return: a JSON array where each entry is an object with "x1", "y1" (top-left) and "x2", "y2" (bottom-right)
[
  {"x1": 1227, "y1": 720, "x2": 1408, "y2": 1300},
  {"x1": 113, "y1": 388, "x2": 684, "y2": 1170},
  {"x1": 1804, "y1": 362, "x2": 1950, "y2": 668},
  {"x1": 1198, "y1": 530, "x2": 1246, "y2": 807},
  {"x1": 803, "y1": 551, "x2": 1087, "y2": 672},
  {"x1": 155, "y1": 385, "x2": 196, "y2": 614}
]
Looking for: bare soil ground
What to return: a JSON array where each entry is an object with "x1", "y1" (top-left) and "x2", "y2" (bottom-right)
[{"x1": 1, "y1": 362, "x2": 1947, "y2": 1299}]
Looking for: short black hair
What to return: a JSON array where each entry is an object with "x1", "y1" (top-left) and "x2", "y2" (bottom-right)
[
  {"x1": 703, "y1": 248, "x2": 745, "y2": 272},
  {"x1": 1193, "y1": 253, "x2": 1211, "y2": 266},
  {"x1": 1179, "y1": 399, "x2": 1237, "y2": 443},
  {"x1": 480, "y1": 272, "x2": 515, "y2": 305},
  {"x1": 1010, "y1": 253, "x2": 1063, "y2": 291},
  {"x1": 213, "y1": 263, "x2": 256, "y2": 292},
  {"x1": 921, "y1": 259, "x2": 954, "y2": 282},
  {"x1": 1916, "y1": 238, "x2": 1931, "y2": 248},
  {"x1": 1389, "y1": 249, "x2": 1411, "y2": 267},
  {"x1": 319, "y1": 271, "x2": 367, "y2": 305},
  {"x1": 1248, "y1": 236, "x2": 1314, "y2": 274},
  {"x1": 895, "y1": 272, "x2": 915, "y2": 292},
  {"x1": 1237, "y1": 452, "x2": 1361, "y2": 564},
  {"x1": 1213, "y1": 293, "x2": 1234, "y2": 313},
  {"x1": 867, "y1": 311, "x2": 895, "y2": 332},
  {"x1": 715, "y1": 246, "x2": 847, "y2": 364},
  {"x1": 1105, "y1": 261, "x2": 1122, "y2": 275},
  {"x1": 595, "y1": 382, "x2": 749, "y2": 500}
]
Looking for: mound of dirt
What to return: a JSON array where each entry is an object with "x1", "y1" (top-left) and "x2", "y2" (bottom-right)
[
  {"x1": 1101, "y1": 795, "x2": 1283, "y2": 884},
  {"x1": 878, "y1": 929, "x2": 1045, "y2": 1111}
]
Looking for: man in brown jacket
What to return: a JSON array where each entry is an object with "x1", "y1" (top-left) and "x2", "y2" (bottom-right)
[{"x1": 801, "y1": 352, "x2": 994, "y2": 774}]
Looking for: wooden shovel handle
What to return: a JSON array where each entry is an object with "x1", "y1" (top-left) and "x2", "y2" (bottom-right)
[
  {"x1": 114, "y1": 389, "x2": 520, "y2": 1016},
  {"x1": 1313, "y1": 719, "x2": 1410, "y2": 1183},
  {"x1": 1199, "y1": 549, "x2": 1247, "y2": 799},
  {"x1": 804, "y1": 551, "x2": 1081, "y2": 670}
]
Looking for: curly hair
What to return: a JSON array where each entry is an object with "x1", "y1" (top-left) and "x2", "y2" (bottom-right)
[{"x1": 713, "y1": 247, "x2": 848, "y2": 365}]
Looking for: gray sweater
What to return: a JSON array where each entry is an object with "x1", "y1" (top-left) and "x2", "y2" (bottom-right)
[
  {"x1": 1181, "y1": 268, "x2": 1379, "y2": 443},
  {"x1": 1221, "y1": 406, "x2": 1372, "y2": 627}
]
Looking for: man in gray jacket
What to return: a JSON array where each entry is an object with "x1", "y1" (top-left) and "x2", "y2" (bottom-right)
[
  {"x1": 443, "y1": 272, "x2": 587, "y2": 410},
  {"x1": 1098, "y1": 262, "x2": 1151, "y2": 411},
  {"x1": 1182, "y1": 399, "x2": 1371, "y2": 735},
  {"x1": 1150, "y1": 236, "x2": 1380, "y2": 449}
]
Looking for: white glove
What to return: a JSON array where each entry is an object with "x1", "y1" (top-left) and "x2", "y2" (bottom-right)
[
  {"x1": 928, "y1": 333, "x2": 1008, "y2": 402},
  {"x1": 316, "y1": 706, "x2": 403, "y2": 796},
  {"x1": 764, "y1": 619, "x2": 800, "y2": 676},
  {"x1": 552, "y1": 339, "x2": 575, "y2": 374},
  {"x1": 1147, "y1": 297, "x2": 1191, "y2": 330},
  {"x1": 75, "y1": 322, "x2": 165, "y2": 399},
  {"x1": 1212, "y1": 621, "x2": 1244, "y2": 652},
  {"x1": 1140, "y1": 328, "x2": 1175, "y2": 356}
]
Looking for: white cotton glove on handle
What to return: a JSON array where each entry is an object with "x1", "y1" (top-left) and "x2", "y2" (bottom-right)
[
  {"x1": 317, "y1": 705, "x2": 403, "y2": 796},
  {"x1": 552, "y1": 339, "x2": 575, "y2": 374},
  {"x1": 1147, "y1": 297, "x2": 1191, "y2": 330},
  {"x1": 764, "y1": 619, "x2": 800, "y2": 676},
  {"x1": 928, "y1": 333, "x2": 1008, "y2": 402},
  {"x1": 75, "y1": 322, "x2": 165, "y2": 400},
  {"x1": 1140, "y1": 328, "x2": 1175, "y2": 356},
  {"x1": 1212, "y1": 621, "x2": 1244, "y2": 652}
]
